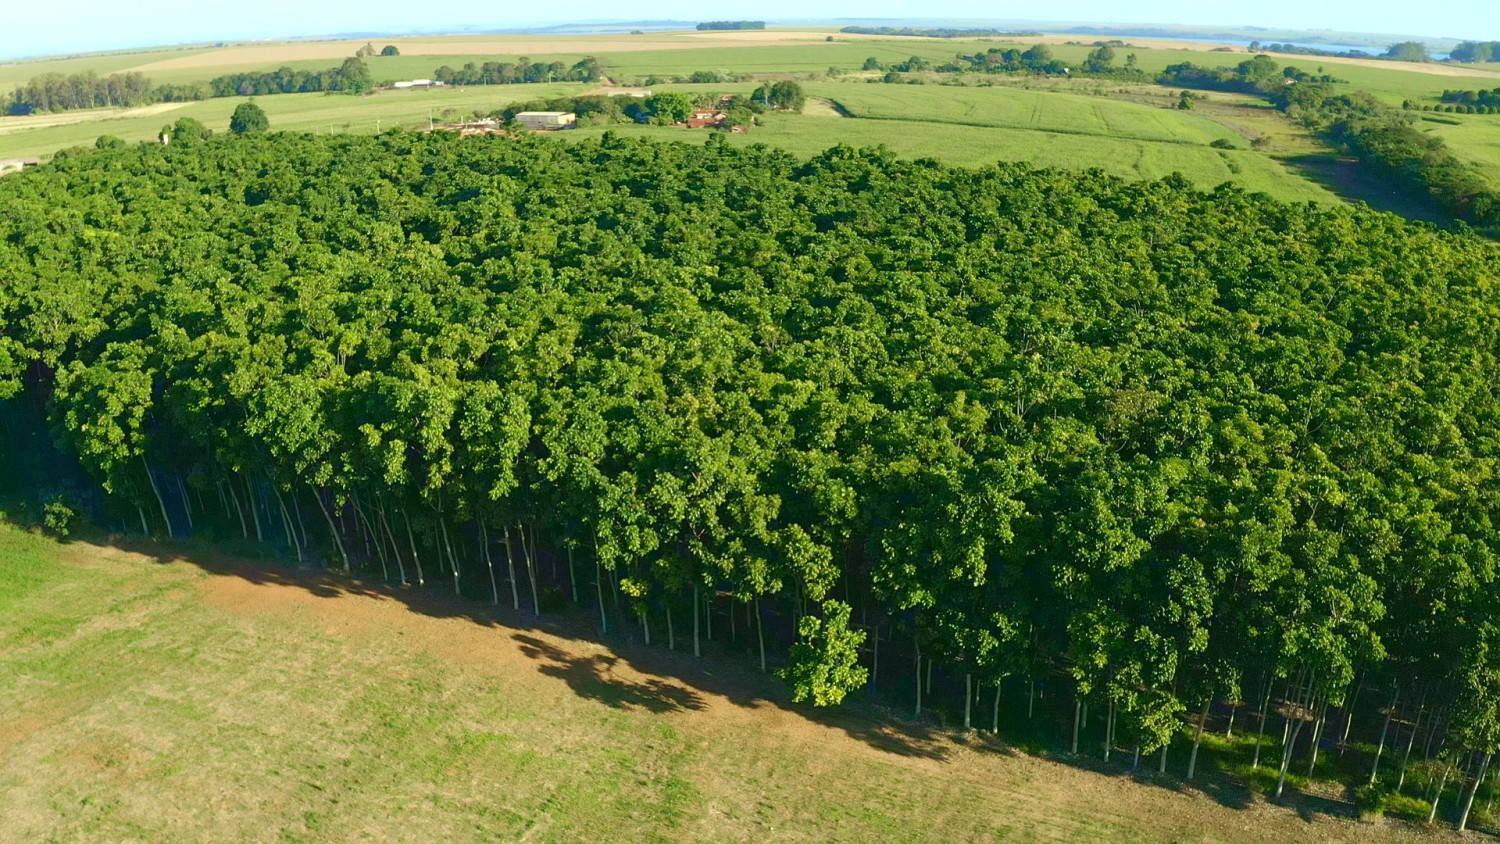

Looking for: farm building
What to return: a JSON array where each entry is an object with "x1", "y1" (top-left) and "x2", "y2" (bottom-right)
[
  {"x1": 392, "y1": 79, "x2": 444, "y2": 89},
  {"x1": 686, "y1": 111, "x2": 728, "y2": 129},
  {"x1": 516, "y1": 112, "x2": 577, "y2": 130}
]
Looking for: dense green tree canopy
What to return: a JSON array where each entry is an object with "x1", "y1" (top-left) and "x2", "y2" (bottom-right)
[
  {"x1": 229, "y1": 101, "x2": 269, "y2": 134},
  {"x1": 2, "y1": 132, "x2": 1500, "y2": 789}
]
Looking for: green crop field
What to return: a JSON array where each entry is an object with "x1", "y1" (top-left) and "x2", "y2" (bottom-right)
[
  {"x1": 1421, "y1": 113, "x2": 1500, "y2": 189},
  {"x1": 0, "y1": 521, "x2": 1427, "y2": 841}
]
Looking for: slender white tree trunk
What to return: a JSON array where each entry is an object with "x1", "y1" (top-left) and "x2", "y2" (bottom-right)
[
  {"x1": 273, "y1": 485, "x2": 302, "y2": 564},
  {"x1": 379, "y1": 508, "x2": 406, "y2": 585},
  {"x1": 755, "y1": 597, "x2": 765, "y2": 671},
  {"x1": 1253, "y1": 677, "x2": 1273, "y2": 769},
  {"x1": 502, "y1": 525, "x2": 519, "y2": 609},
  {"x1": 438, "y1": 516, "x2": 459, "y2": 596},
  {"x1": 666, "y1": 602, "x2": 675, "y2": 650},
  {"x1": 1188, "y1": 694, "x2": 1211, "y2": 780},
  {"x1": 142, "y1": 456, "x2": 173, "y2": 539},
  {"x1": 1429, "y1": 759, "x2": 1453, "y2": 823},
  {"x1": 401, "y1": 510, "x2": 423, "y2": 586},
  {"x1": 914, "y1": 644, "x2": 922, "y2": 717},
  {"x1": 1072, "y1": 698, "x2": 1081, "y2": 754},
  {"x1": 1398, "y1": 692, "x2": 1426, "y2": 791},
  {"x1": 1370, "y1": 687, "x2": 1399, "y2": 785},
  {"x1": 246, "y1": 476, "x2": 264, "y2": 543},
  {"x1": 480, "y1": 521, "x2": 498, "y2": 605},
  {"x1": 1458, "y1": 751, "x2": 1492, "y2": 832},
  {"x1": 518, "y1": 523, "x2": 540, "y2": 615},
  {"x1": 310, "y1": 486, "x2": 348, "y2": 571},
  {"x1": 693, "y1": 585, "x2": 700, "y2": 657},
  {"x1": 176, "y1": 475, "x2": 193, "y2": 532},
  {"x1": 965, "y1": 674, "x2": 972, "y2": 730},
  {"x1": 225, "y1": 477, "x2": 249, "y2": 538},
  {"x1": 993, "y1": 678, "x2": 1002, "y2": 734},
  {"x1": 567, "y1": 543, "x2": 578, "y2": 605}
]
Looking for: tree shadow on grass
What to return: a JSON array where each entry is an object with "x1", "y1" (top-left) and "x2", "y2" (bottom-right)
[
  {"x1": 512, "y1": 633, "x2": 706, "y2": 714},
  {"x1": 1282, "y1": 153, "x2": 1452, "y2": 225},
  {"x1": 75, "y1": 530, "x2": 958, "y2": 762},
  {"x1": 58, "y1": 527, "x2": 1396, "y2": 815}
]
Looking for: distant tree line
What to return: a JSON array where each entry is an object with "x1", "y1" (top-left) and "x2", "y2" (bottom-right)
[
  {"x1": 838, "y1": 26, "x2": 1041, "y2": 38},
  {"x1": 865, "y1": 44, "x2": 1147, "y2": 81},
  {"x1": 1250, "y1": 41, "x2": 1376, "y2": 60},
  {"x1": 434, "y1": 57, "x2": 601, "y2": 87},
  {"x1": 209, "y1": 57, "x2": 374, "y2": 97},
  {"x1": 1451, "y1": 41, "x2": 1500, "y2": 63},
  {"x1": 3, "y1": 70, "x2": 210, "y2": 115},
  {"x1": 696, "y1": 21, "x2": 764, "y2": 30},
  {"x1": 1164, "y1": 57, "x2": 1500, "y2": 232}
]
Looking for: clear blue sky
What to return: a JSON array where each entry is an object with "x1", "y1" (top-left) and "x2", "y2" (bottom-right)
[{"x1": 4, "y1": 1, "x2": 1495, "y2": 60}]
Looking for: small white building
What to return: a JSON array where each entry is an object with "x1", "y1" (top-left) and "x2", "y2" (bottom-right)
[
  {"x1": 392, "y1": 79, "x2": 444, "y2": 89},
  {"x1": 515, "y1": 111, "x2": 577, "y2": 130},
  {"x1": 0, "y1": 158, "x2": 40, "y2": 176}
]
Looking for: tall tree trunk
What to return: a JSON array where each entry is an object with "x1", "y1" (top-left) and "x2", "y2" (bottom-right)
[
  {"x1": 993, "y1": 678, "x2": 1003, "y2": 734},
  {"x1": 964, "y1": 674, "x2": 973, "y2": 730},
  {"x1": 1371, "y1": 686, "x2": 1399, "y2": 785},
  {"x1": 273, "y1": 484, "x2": 302, "y2": 564},
  {"x1": 501, "y1": 525, "x2": 520, "y2": 610},
  {"x1": 1159, "y1": 744, "x2": 1168, "y2": 775},
  {"x1": 594, "y1": 548, "x2": 608, "y2": 633},
  {"x1": 176, "y1": 475, "x2": 193, "y2": 532},
  {"x1": 1226, "y1": 701, "x2": 1236, "y2": 740},
  {"x1": 217, "y1": 480, "x2": 231, "y2": 522},
  {"x1": 666, "y1": 601, "x2": 675, "y2": 651},
  {"x1": 693, "y1": 585, "x2": 700, "y2": 658},
  {"x1": 136, "y1": 503, "x2": 149, "y2": 536},
  {"x1": 245, "y1": 475, "x2": 264, "y2": 543},
  {"x1": 870, "y1": 625, "x2": 879, "y2": 693},
  {"x1": 1071, "y1": 697, "x2": 1081, "y2": 753},
  {"x1": 1028, "y1": 677, "x2": 1036, "y2": 719},
  {"x1": 641, "y1": 607, "x2": 651, "y2": 645},
  {"x1": 142, "y1": 456, "x2": 173, "y2": 539},
  {"x1": 567, "y1": 543, "x2": 579, "y2": 605},
  {"x1": 1430, "y1": 758, "x2": 1454, "y2": 823},
  {"x1": 354, "y1": 497, "x2": 386, "y2": 579},
  {"x1": 518, "y1": 523, "x2": 540, "y2": 615},
  {"x1": 401, "y1": 509, "x2": 424, "y2": 586},
  {"x1": 291, "y1": 491, "x2": 310, "y2": 549},
  {"x1": 438, "y1": 516, "x2": 459, "y2": 596},
  {"x1": 480, "y1": 520, "x2": 498, "y2": 605},
  {"x1": 913, "y1": 645, "x2": 922, "y2": 717},
  {"x1": 1340, "y1": 671, "x2": 1365, "y2": 755},
  {"x1": 755, "y1": 597, "x2": 765, "y2": 671},
  {"x1": 380, "y1": 508, "x2": 406, "y2": 584},
  {"x1": 224, "y1": 476, "x2": 249, "y2": 538},
  {"x1": 1399, "y1": 693, "x2": 1425, "y2": 792},
  {"x1": 1458, "y1": 751, "x2": 1492, "y2": 832},
  {"x1": 1105, "y1": 698, "x2": 1115, "y2": 761},
  {"x1": 310, "y1": 486, "x2": 348, "y2": 572},
  {"x1": 1253, "y1": 674, "x2": 1273, "y2": 769},
  {"x1": 1307, "y1": 694, "x2": 1327, "y2": 777},
  {"x1": 1188, "y1": 694, "x2": 1212, "y2": 780}
]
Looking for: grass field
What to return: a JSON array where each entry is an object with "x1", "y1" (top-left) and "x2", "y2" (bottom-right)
[
  {"x1": 3, "y1": 32, "x2": 1496, "y2": 218},
  {"x1": 0, "y1": 519, "x2": 1441, "y2": 841},
  {"x1": 0, "y1": 85, "x2": 584, "y2": 160},
  {"x1": 1420, "y1": 112, "x2": 1500, "y2": 190}
]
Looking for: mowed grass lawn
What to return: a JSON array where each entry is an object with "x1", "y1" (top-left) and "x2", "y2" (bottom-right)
[{"x1": 0, "y1": 521, "x2": 1427, "y2": 842}]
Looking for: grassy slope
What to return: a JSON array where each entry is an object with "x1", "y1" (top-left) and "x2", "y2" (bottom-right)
[{"x1": 0, "y1": 521, "x2": 1433, "y2": 842}]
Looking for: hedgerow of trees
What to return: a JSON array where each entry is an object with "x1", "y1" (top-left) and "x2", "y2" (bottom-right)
[
  {"x1": 210, "y1": 57, "x2": 374, "y2": 97},
  {"x1": 696, "y1": 21, "x2": 764, "y2": 30},
  {"x1": 434, "y1": 57, "x2": 601, "y2": 87},
  {"x1": 1162, "y1": 57, "x2": 1500, "y2": 233},
  {"x1": 4, "y1": 133, "x2": 1500, "y2": 831}
]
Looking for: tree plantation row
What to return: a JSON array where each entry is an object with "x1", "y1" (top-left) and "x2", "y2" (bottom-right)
[{"x1": 3, "y1": 132, "x2": 1500, "y2": 827}]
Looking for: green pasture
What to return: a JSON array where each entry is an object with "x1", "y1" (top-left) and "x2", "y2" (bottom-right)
[
  {"x1": 569, "y1": 113, "x2": 1337, "y2": 204},
  {"x1": 0, "y1": 85, "x2": 584, "y2": 160}
]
